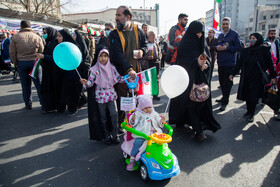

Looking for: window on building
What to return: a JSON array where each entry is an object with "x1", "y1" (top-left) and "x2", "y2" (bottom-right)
[
  {"x1": 262, "y1": 24, "x2": 266, "y2": 30},
  {"x1": 271, "y1": 15, "x2": 273, "y2": 19},
  {"x1": 269, "y1": 24, "x2": 277, "y2": 29},
  {"x1": 263, "y1": 16, "x2": 266, "y2": 20},
  {"x1": 249, "y1": 27, "x2": 252, "y2": 31},
  {"x1": 276, "y1": 14, "x2": 279, "y2": 18},
  {"x1": 249, "y1": 18, "x2": 253, "y2": 22}
]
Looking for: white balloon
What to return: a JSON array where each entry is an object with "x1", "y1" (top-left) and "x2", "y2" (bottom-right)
[{"x1": 160, "y1": 65, "x2": 189, "y2": 98}]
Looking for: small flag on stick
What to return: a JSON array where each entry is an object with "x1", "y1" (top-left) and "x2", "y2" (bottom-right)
[
  {"x1": 137, "y1": 67, "x2": 158, "y2": 96},
  {"x1": 29, "y1": 58, "x2": 42, "y2": 79}
]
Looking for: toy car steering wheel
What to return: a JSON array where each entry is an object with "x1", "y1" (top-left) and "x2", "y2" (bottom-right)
[
  {"x1": 150, "y1": 132, "x2": 172, "y2": 144},
  {"x1": 124, "y1": 75, "x2": 139, "y2": 89}
]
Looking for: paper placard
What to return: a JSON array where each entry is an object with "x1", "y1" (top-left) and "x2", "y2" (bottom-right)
[{"x1": 120, "y1": 97, "x2": 135, "y2": 111}]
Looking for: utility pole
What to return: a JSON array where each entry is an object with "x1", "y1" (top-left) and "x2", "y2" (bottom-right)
[{"x1": 143, "y1": 0, "x2": 146, "y2": 24}]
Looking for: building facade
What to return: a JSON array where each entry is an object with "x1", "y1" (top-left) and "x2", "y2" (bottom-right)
[
  {"x1": 0, "y1": 0, "x2": 61, "y2": 18},
  {"x1": 62, "y1": 5, "x2": 159, "y2": 29},
  {"x1": 217, "y1": 0, "x2": 280, "y2": 40},
  {"x1": 206, "y1": 9, "x2": 214, "y2": 28},
  {"x1": 244, "y1": 6, "x2": 280, "y2": 42}
]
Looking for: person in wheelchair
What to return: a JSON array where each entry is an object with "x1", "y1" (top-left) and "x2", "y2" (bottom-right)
[{"x1": 126, "y1": 94, "x2": 165, "y2": 171}]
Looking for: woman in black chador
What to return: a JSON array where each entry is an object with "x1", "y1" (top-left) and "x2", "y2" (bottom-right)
[
  {"x1": 229, "y1": 33, "x2": 276, "y2": 122},
  {"x1": 56, "y1": 29, "x2": 84, "y2": 115},
  {"x1": 169, "y1": 20, "x2": 221, "y2": 141},
  {"x1": 38, "y1": 27, "x2": 58, "y2": 113}
]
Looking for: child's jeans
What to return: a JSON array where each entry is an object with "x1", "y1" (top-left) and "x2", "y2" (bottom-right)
[
  {"x1": 131, "y1": 138, "x2": 145, "y2": 157},
  {"x1": 97, "y1": 101, "x2": 118, "y2": 139}
]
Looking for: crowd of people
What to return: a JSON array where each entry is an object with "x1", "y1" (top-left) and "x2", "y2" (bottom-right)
[{"x1": 0, "y1": 5, "x2": 279, "y2": 146}]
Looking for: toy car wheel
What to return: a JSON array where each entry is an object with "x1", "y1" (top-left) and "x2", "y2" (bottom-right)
[
  {"x1": 123, "y1": 152, "x2": 129, "y2": 159},
  {"x1": 140, "y1": 164, "x2": 149, "y2": 181}
]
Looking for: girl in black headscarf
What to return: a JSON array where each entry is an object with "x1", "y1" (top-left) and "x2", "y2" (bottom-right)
[
  {"x1": 36, "y1": 27, "x2": 58, "y2": 113},
  {"x1": 169, "y1": 20, "x2": 221, "y2": 141},
  {"x1": 56, "y1": 29, "x2": 84, "y2": 115},
  {"x1": 230, "y1": 33, "x2": 276, "y2": 122}
]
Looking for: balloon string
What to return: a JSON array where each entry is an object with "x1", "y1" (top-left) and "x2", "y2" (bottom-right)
[
  {"x1": 75, "y1": 69, "x2": 82, "y2": 79},
  {"x1": 164, "y1": 98, "x2": 170, "y2": 120}
]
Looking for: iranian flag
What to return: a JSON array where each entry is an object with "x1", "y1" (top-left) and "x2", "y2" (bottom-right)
[
  {"x1": 29, "y1": 58, "x2": 42, "y2": 79},
  {"x1": 137, "y1": 67, "x2": 158, "y2": 96},
  {"x1": 213, "y1": 0, "x2": 221, "y2": 30}
]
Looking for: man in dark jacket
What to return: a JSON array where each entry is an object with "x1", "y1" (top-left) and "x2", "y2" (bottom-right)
[
  {"x1": 0, "y1": 32, "x2": 11, "y2": 73},
  {"x1": 109, "y1": 5, "x2": 147, "y2": 126},
  {"x1": 215, "y1": 17, "x2": 242, "y2": 111},
  {"x1": 98, "y1": 30, "x2": 108, "y2": 48}
]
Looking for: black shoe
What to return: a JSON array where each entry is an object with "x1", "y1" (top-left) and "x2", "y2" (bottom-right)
[
  {"x1": 153, "y1": 95, "x2": 160, "y2": 100},
  {"x1": 247, "y1": 115, "x2": 254, "y2": 122},
  {"x1": 105, "y1": 137, "x2": 112, "y2": 145},
  {"x1": 118, "y1": 128, "x2": 125, "y2": 135},
  {"x1": 215, "y1": 99, "x2": 223, "y2": 103},
  {"x1": 42, "y1": 109, "x2": 56, "y2": 114},
  {"x1": 243, "y1": 112, "x2": 250, "y2": 119},
  {"x1": 68, "y1": 110, "x2": 78, "y2": 116},
  {"x1": 195, "y1": 133, "x2": 207, "y2": 142},
  {"x1": 175, "y1": 124, "x2": 185, "y2": 130},
  {"x1": 112, "y1": 136, "x2": 120, "y2": 144},
  {"x1": 25, "y1": 105, "x2": 32, "y2": 110},
  {"x1": 219, "y1": 104, "x2": 227, "y2": 111}
]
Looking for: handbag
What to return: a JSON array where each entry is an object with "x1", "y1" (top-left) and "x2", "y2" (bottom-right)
[
  {"x1": 263, "y1": 84, "x2": 279, "y2": 111},
  {"x1": 189, "y1": 83, "x2": 210, "y2": 102},
  {"x1": 256, "y1": 60, "x2": 270, "y2": 85}
]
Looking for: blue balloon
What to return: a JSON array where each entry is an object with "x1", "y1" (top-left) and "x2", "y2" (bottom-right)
[{"x1": 53, "y1": 42, "x2": 82, "y2": 71}]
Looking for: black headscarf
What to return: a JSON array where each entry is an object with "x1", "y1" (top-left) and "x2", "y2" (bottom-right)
[
  {"x1": 74, "y1": 30, "x2": 89, "y2": 61},
  {"x1": 249, "y1": 32, "x2": 264, "y2": 48},
  {"x1": 43, "y1": 27, "x2": 57, "y2": 44},
  {"x1": 58, "y1": 29, "x2": 76, "y2": 44},
  {"x1": 177, "y1": 20, "x2": 205, "y2": 62}
]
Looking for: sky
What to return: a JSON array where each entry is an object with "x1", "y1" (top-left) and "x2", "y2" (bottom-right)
[{"x1": 63, "y1": 0, "x2": 215, "y2": 35}]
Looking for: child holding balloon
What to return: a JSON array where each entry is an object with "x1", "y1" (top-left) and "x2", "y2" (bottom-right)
[{"x1": 80, "y1": 48, "x2": 123, "y2": 145}]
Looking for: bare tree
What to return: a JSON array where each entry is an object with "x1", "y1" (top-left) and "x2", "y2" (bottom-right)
[{"x1": 0, "y1": 0, "x2": 79, "y2": 18}]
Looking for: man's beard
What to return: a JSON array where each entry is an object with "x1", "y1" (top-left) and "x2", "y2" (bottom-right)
[
  {"x1": 268, "y1": 36, "x2": 275, "y2": 41},
  {"x1": 117, "y1": 18, "x2": 127, "y2": 31},
  {"x1": 117, "y1": 22, "x2": 125, "y2": 30}
]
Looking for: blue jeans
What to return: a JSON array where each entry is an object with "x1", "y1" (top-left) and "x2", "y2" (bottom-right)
[
  {"x1": 131, "y1": 138, "x2": 145, "y2": 157},
  {"x1": 18, "y1": 60, "x2": 42, "y2": 107}
]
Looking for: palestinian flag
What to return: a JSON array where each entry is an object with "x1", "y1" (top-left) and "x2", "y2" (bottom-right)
[
  {"x1": 137, "y1": 67, "x2": 158, "y2": 96},
  {"x1": 29, "y1": 58, "x2": 41, "y2": 79}
]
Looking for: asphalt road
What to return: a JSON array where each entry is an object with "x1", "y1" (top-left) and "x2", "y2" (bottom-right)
[{"x1": 0, "y1": 67, "x2": 279, "y2": 187}]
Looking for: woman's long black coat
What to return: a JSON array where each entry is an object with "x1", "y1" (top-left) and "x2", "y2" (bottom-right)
[
  {"x1": 232, "y1": 45, "x2": 276, "y2": 103},
  {"x1": 41, "y1": 27, "x2": 59, "y2": 111},
  {"x1": 168, "y1": 21, "x2": 221, "y2": 133}
]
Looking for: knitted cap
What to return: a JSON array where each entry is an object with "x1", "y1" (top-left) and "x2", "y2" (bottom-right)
[{"x1": 137, "y1": 94, "x2": 153, "y2": 110}]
